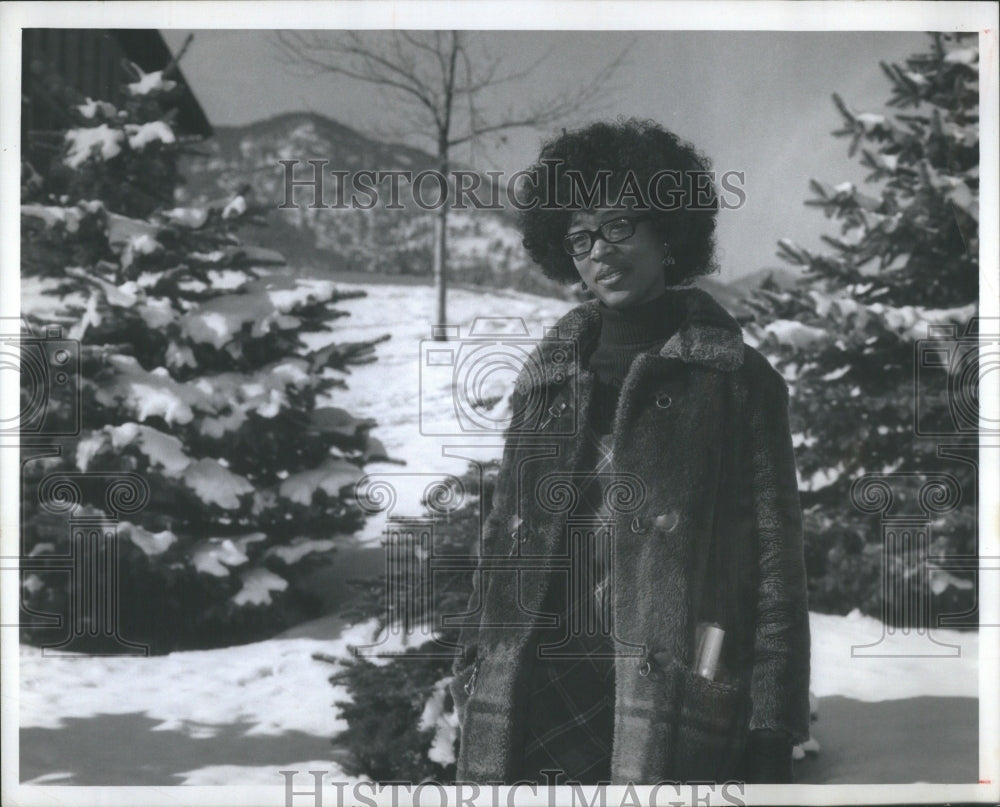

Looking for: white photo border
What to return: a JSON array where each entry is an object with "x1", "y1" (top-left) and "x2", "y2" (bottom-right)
[{"x1": 1, "y1": 2, "x2": 997, "y2": 806}]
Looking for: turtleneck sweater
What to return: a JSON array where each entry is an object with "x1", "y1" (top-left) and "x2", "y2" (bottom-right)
[{"x1": 586, "y1": 291, "x2": 684, "y2": 434}]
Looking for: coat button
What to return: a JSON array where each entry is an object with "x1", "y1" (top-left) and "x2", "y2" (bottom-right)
[
  {"x1": 655, "y1": 392, "x2": 672, "y2": 409},
  {"x1": 654, "y1": 512, "x2": 679, "y2": 533}
]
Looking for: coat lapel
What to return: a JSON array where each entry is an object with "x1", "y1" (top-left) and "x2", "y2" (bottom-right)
[
  {"x1": 517, "y1": 286, "x2": 746, "y2": 399},
  {"x1": 657, "y1": 287, "x2": 745, "y2": 371},
  {"x1": 511, "y1": 286, "x2": 747, "y2": 620}
]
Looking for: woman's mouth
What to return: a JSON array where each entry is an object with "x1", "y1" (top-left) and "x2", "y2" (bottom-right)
[{"x1": 595, "y1": 267, "x2": 627, "y2": 285}]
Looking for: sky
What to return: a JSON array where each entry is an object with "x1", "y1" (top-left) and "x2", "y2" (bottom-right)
[{"x1": 162, "y1": 29, "x2": 928, "y2": 281}]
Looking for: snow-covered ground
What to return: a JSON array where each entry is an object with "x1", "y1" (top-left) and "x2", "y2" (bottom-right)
[
  {"x1": 17, "y1": 281, "x2": 981, "y2": 786},
  {"x1": 304, "y1": 282, "x2": 575, "y2": 542},
  {"x1": 18, "y1": 611, "x2": 978, "y2": 785}
]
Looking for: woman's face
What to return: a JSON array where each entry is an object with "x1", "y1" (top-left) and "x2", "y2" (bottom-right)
[{"x1": 568, "y1": 207, "x2": 666, "y2": 309}]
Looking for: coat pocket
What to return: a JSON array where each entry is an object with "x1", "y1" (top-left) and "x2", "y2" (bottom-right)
[{"x1": 669, "y1": 666, "x2": 749, "y2": 782}]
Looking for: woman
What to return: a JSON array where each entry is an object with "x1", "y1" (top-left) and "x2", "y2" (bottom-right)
[{"x1": 450, "y1": 119, "x2": 810, "y2": 786}]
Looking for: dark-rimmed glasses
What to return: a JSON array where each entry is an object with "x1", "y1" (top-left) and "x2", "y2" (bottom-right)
[{"x1": 562, "y1": 215, "x2": 649, "y2": 257}]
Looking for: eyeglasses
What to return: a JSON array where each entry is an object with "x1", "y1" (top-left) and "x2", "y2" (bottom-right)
[{"x1": 562, "y1": 215, "x2": 648, "y2": 257}]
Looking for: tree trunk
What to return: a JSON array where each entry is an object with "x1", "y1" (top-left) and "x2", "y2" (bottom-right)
[
  {"x1": 432, "y1": 133, "x2": 450, "y2": 340},
  {"x1": 433, "y1": 203, "x2": 448, "y2": 339},
  {"x1": 433, "y1": 37, "x2": 457, "y2": 341}
]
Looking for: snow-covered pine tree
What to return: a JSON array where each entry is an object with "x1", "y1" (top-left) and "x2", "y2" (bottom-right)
[
  {"x1": 19, "y1": 55, "x2": 389, "y2": 653},
  {"x1": 747, "y1": 32, "x2": 979, "y2": 624}
]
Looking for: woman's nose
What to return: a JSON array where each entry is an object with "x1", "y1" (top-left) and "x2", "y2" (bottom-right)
[{"x1": 589, "y1": 236, "x2": 611, "y2": 260}]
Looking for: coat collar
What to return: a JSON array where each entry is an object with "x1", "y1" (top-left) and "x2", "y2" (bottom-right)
[{"x1": 516, "y1": 286, "x2": 745, "y2": 393}]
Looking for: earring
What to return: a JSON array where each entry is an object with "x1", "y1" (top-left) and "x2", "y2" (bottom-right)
[{"x1": 662, "y1": 243, "x2": 676, "y2": 267}]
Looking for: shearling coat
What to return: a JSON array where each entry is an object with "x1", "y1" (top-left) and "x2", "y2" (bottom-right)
[{"x1": 450, "y1": 287, "x2": 810, "y2": 784}]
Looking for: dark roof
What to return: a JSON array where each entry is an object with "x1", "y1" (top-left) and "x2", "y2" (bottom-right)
[
  {"x1": 22, "y1": 29, "x2": 213, "y2": 139},
  {"x1": 113, "y1": 30, "x2": 213, "y2": 137}
]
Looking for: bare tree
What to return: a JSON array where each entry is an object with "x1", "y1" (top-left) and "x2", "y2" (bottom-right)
[{"x1": 274, "y1": 30, "x2": 628, "y2": 337}]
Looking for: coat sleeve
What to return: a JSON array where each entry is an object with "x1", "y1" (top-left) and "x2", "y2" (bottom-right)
[
  {"x1": 744, "y1": 357, "x2": 811, "y2": 744},
  {"x1": 449, "y1": 385, "x2": 523, "y2": 723}
]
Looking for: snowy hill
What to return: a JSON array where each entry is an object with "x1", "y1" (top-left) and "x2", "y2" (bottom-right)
[
  {"x1": 177, "y1": 110, "x2": 804, "y2": 303},
  {"x1": 178, "y1": 112, "x2": 568, "y2": 298},
  {"x1": 727, "y1": 265, "x2": 805, "y2": 295}
]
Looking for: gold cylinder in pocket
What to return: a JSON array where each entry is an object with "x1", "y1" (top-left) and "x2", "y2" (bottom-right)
[{"x1": 694, "y1": 621, "x2": 725, "y2": 680}]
